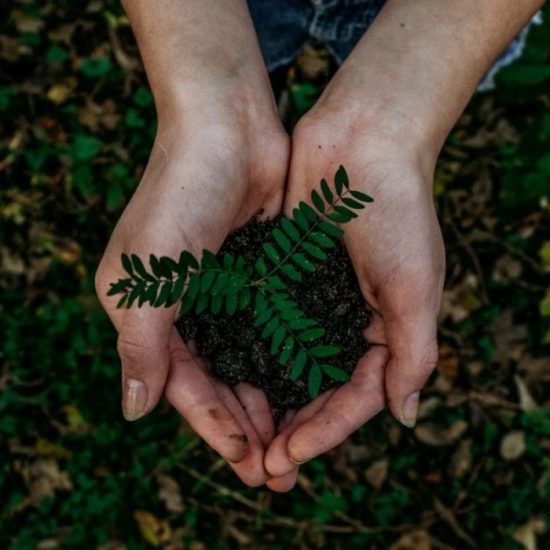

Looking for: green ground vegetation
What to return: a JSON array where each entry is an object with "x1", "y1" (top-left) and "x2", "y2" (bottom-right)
[{"x1": 1, "y1": 2, "x2": 549, "y2": 548}]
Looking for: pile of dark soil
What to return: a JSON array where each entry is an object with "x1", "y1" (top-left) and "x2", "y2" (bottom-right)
[{"x1": 176, "y1": 218, "x2": 371, "y2": 413}]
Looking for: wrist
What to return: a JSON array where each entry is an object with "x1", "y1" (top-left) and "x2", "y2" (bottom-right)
[{"x1": 303, "y1": 95, "x2": 439, "y2": 184}]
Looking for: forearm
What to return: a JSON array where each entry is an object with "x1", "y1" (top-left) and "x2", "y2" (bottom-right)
[
  {"x1": 315, "y1": 0, "x2": 543, "y2": 164},
  {"x1": 121, "y1": 0, "x2": 275, "y2": 121}
]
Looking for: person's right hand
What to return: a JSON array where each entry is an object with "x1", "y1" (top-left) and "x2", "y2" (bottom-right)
[{"x1": 95, "y1": 101, "x2": 289, "y2": 486}]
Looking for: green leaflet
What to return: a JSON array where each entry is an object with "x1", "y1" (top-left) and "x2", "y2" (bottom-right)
[
  {"x1": 270, "y1": 325, "x2": 286, "y2": 355},
  {"x1": 150, "y1": 254, "x2": 169, "y2": 278},
  {"x1": 309, "y1": 231, "x2": 335, "y2": 249},
  {"x1": 342, "y1": 197, "x2": 364, "y2": 209},
  {"x1": 200, "y1": 271, "x2": 216, "y2": 293},
  {"x1": 238, "y1": 287, "x2": 251, "y2": 310},
  {"x1": 301, "y1": 242, "x2": 327, "y2": 260},
  {"x1": 281, "y1": 264, "x2": 303, "y2": 282},
  {"x1": 293, "y1": 207, "x2": 310, "y2": 231},
  {"x1": 290, "y1": 350, "x2": 307, "y2": 381},
  {"x1": 292, "y1": 252, "x2": 315, "y2": 272},
  {"x1": 298, "y1": 327, "x2": 325, "y2": 342},
  {"x1": 121, "y1": 253, "x2": 133, "y2": 276},
  {"x1": 262, "y1": 243, "x2": 280, "y2": 266},
  {"x1": 255, "y1": 256, "x2": 268, "y2": 276},
  {"x1": 350, "y1": 189, "x2": 373, "y2": 203},
  {"x1": 320, "y1": 364, "x2": 350, "y2": 382},
  {"x1": 320, "y1": 178, "x2": 333, "y2": 204},
  {"x1": 107, "y1": 278, "x2": 131, "y2": 296},
  {"x1": 211, "y1": 292, "x2": 223, "y2": 314},
  {"x1": 280, "y1": 218, "x2": 300, "y2": 242},
  {"x1": 311, "y1": 189, "x2": 325, "y2": 213},
  {"x1": 278, "y1": 337, "x2": 295, "y2": 365},
  {"x1": 179, "y1": 250, "x2": 199, "y2": 270},
  {"x1": 334, "y1": 165, "x2": 349, "y2": 195},
  {"x1": 262, "y1": 317, "x2": 280, "y2": 338},
  {"x1": 272, "y1": 228, "x2": 291, "y2": 253},
  {"x1": 211, "y1": 272, "x2": 230, "y2": 295},
  {"x1": 308, "y1": 364, "x2": 323, "y2": 398},
  {"x1": 310, "y1": 345, "x2": 341, "y2": 358}
]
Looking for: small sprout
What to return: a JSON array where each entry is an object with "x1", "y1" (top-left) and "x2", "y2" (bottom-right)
[{"x1": 108, "y1": 166, "x2": 373, "y2": 398}]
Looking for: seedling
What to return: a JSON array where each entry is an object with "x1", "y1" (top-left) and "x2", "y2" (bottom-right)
[{"x1": 108, "y1": 166, "x2": 373, "y2": 398}]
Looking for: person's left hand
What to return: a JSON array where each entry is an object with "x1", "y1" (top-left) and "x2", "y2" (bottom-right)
[{"x1": 263, "y1": 101, "x2": 445, "y2": 492}]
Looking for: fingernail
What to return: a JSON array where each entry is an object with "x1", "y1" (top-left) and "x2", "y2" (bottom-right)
[
  {"x1": 289, "y1": 457, "x2": 309, "y2": 465},
  {"x1": 400, "y1": 391, "x2": 420, "y2": 428},
  {"x1": 123, "y1": 378, "x2": 148, "y2": 421}
]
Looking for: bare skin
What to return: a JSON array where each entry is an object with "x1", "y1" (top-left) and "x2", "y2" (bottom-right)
[
  {"x1": 96, "y1": 0, "x2": 543, "y2": 491},
  {"x1": 95, "y1": 0, "x2": 290, "y2": 486}
]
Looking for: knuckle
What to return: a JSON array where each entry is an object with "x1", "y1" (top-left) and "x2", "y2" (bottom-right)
[
  {"x1": 419, "y1": 341, "x2": 440, "y2": 378},
  {"x1": 116, "y1": 334, "x2": 150, "y2": 369}
]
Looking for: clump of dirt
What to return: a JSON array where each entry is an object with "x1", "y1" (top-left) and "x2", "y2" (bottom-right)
[{"x1": 176, "y1": 217, "x2": 371, "y2": 414}]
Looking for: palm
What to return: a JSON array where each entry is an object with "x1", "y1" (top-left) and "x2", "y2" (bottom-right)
[
  {"x1": 264, "y1": 120, "x2": 444, "y2": 491},
  {"x1": 96, "y1": 121, "x2": 289, "y2": 486}
]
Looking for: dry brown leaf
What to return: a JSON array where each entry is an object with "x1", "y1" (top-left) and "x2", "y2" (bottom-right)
[
  {"x1": 11, "y1": 10, "x2": 44, "y2": 33},
  {"x1": 448, "y1": 439, "x2": 473, "y2": 479},
  {"x1": 364, "y1": 459, "x2": 389, "y2": 489},
  {"x1": 513, "y1": 517, "x2": 546, "y2": 550},
  {"x1": 500, "y1": 431, "x2": 526, "y2": 461},
  {"x1": 35, "y1": 439, "x2": 72, "y2": 460},
  {"x1": 414, "y1": 420, "x2": 468, "y2": 446},
  {"x1": 514, "y1": 375, "x2": 539, "y2": 412},
  {"x1": 157, "y1": 474, "x2": 184, "y2": 514},
  {"x1": 438, "y1": 345, "x2": 460, "y2": 380},
  {"x1": 47, "y1": 84, "x2": 73, "y2": 105},
  {"x1": 390, "y1": 530, "x2": 431, "y2": 550},
  {"x1": 133, "y1": 510, "x2": 171, "y2": 547},
  {"x1": 23, "y1": 459, "x2": 73, "y2": 504},
  {"x1": 417, "y1": 397, "x2": 441, "y2": 420},
  {"x1": 1, "y1": 245, "x2": 25, "y2": 275}
]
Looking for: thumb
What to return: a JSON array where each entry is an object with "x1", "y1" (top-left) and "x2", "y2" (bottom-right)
[
  {"x1": 96, "y1": 259, "x2": 173, "y2": 422},
  {"x1": 117, "y1": 307, "x2": 173, "y2": 421},
  {"x1": 384, "y1": 311, "x2": 439, "y2": 428}
]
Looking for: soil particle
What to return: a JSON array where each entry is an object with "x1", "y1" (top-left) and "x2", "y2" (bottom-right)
[{"x1": 176, "y1": 217, "x2": 371, "y2": 414}]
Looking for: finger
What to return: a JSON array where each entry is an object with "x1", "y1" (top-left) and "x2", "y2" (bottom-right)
[
  {"x1": 233, "y1": 383, "x2": 275, "y2": 447},
  {"x1": 165, "y1": 331, "x2": 249, "y2": 464},
  {"x1": 383, "y1": 312, "x2": 439, "y2": 428},
  {"x1": 211, "y1": 380, "x2": 269, "y2": 487},
  {"x1": 286, "y1": 345, "x2": 388, "y2": 464},
  {"x1": 266, "y1": 469, "x2": 299, "y2": 493},
  {"x1": 264, "y1": 390, "x2": 335, "y2": 478},
  {"x1": 95, "y1": 253, "x2": 177, "y2": 421},
  {"x1": 117, "y1": 306, "x2": 174, "y2": 421}
]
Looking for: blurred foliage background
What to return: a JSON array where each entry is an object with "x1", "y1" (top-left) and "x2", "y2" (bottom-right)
[{"x1": 1, "y1": 2, "x2": 549, "y2": 549}]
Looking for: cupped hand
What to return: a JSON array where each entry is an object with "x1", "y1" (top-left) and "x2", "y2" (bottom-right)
[
  {"x1": 95, "y1": 105, "x2": 289, "y2": 486},
  {"x1": 264, "y1": 108, "x2": 445, "y2": 491}
]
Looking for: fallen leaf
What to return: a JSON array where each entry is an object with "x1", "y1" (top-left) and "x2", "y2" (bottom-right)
[
  {"x1": 438, "y1": 345, "x2": 460, "y2": 380},
  {"x1": 390, "y1": 530, "x2": 431, "y2": 550},
  {"x1": 22, "y1": 459, "x2": 73, "y2": 504},
  {"x1": 514, "y1": 375, "x2": 539, "y2": 412},
  {"x1": 500, "y1": 431, "x2": 526, "y2": 461},
  {"x1": 448, "y1": 439, "x2": 473, "y2": 479},
  {"x1": 47, "y1": 83, "x2": 72, "y2": 104},
  {"x1": 134, "y1": 510, "x2": 171, "y2": 547},
  {"x1": 364, "y1": 459, "x2": 388, "y2": 489},
  {"x1": 157, "y1": 474, "x2": 184, "y2": 513},
  {"x1": 35, "y1": 439, "x2": 72, "y2": 460},
  {"x1": 512, "y1": 517, "x2": 546, "y2": 550},
  {"x1": 417, "y1": 397, "x2": 441, "y2": 420},
  {"x1": 414, "y1": 420, "x2": 468, "y2": 446}
]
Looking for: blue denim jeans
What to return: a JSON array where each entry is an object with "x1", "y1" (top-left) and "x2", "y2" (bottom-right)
[{"x1": 247, "y1": 0, "x2": 542, "y2": 90}]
